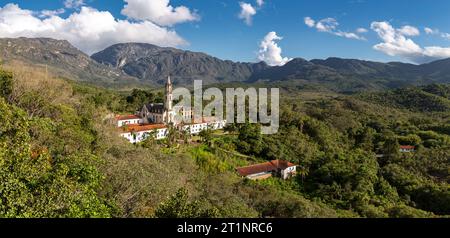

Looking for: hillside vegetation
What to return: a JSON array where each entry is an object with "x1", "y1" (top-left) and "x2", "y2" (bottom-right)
[
  {"x1": 358, "y1": 85, "x2": 450, "y2": 113},
  {"x1": 0, "y1": 64, "x2": 449, "y2": 218}
]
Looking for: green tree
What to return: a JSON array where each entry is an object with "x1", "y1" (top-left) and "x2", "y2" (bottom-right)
[
  {"x1": 166, "y1": 124, "x2": 179, "y2": 147},
  {"x1": 181, "y1": 127, "x2": 191, "y2": 144},
  {"x1": 199, "y1": 128, "x2": 213, "y2": 145},
  {"x1": 0, "y1": 98, "x2": 110, "y2": 218},
  {"x1": 154, "y1": 188, "x2": 219, "y2": 218},
  {"x1": 297, "y1": 166, "x2": 310, "y2": 184},
  {"x1": 236, "y1": 123, "x2": 263, "y2": 155},
  {"x1": 0, "y1": 69, "x2": 13, "y2": 100},
  {"x1": 141, "y1": 130, "x2": 157, "y2": 148},
  {"x1": 382, "y1": 137, "x2": 400, "y2": 157}
]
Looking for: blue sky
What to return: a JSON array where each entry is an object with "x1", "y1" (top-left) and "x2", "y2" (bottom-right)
[{"x1": 1, "y1": 0, "x2": 450, "y2": 65}]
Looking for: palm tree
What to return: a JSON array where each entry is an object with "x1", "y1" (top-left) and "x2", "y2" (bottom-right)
[
  {"x1": 297, "y1": 166, "x2": 309, "y2": 184},
  {"x1": 142, "y1": 130, "x2": 157, "y2": 148},
  {"x1": 181, "y1": 128, "x2": 191, "y2": 144},
  {"x1": 176, "y1": 121, "x2": 191, "y2": 145},
  {"x1": 166, "y1": 123, "x2": 177, "y2": 147},
  {"x1": 199, "y1": 127, "x2": 213, "y2": 146}
]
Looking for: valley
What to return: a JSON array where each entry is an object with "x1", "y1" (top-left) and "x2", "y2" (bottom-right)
[
  {"x1": 0, "y1": 57, "x2": 449, "y2": 218},
  {"x1": 0, "y1": 37, "x2": 449, "y2": 218}
]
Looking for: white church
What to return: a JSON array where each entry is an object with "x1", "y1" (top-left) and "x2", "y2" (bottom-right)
[{"x1": 116, "y1": 76, "x2": 227, "y2": 144}]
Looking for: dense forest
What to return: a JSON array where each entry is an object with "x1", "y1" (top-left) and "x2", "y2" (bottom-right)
[{"x1": 0, "y1": 64, "x2": 449, "y2": 218}]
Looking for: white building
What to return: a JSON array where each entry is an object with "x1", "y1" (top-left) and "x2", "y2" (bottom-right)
[
  {"x1": 116, "y1": 115, "x2": 143, "y2": 127},
  {"x1": 117, "y1": 75, "x2": 227, "y2": 144},
  {"x1": 236, "y1": 160, "x2": 298, "y2": 180},
  {"x1": 181, "y1": 117, "x2": 227, "y2": 135},
  {"x1": 399, "y1": 145, "x2": 416, "y2": 153},
  {"x1": 119, "y1": 124, "x2": 168, "y2": 144}
]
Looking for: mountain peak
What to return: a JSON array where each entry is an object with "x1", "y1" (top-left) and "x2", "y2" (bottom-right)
[
  {"x1": 91, "y1": 43, "x2": 268, "y2": 84},
  {"x1": 0, "y1": 37, "x2": 130, "y2": 83},
  {"x1": 288, "y1": 57, "x2": 309, "y2": 63}
]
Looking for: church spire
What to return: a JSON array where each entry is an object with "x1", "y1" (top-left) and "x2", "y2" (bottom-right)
[
  {"x1": 167, "y1": 75, "x2": 172, "y2": 86},
  {"x1": 165, "y1": 75, "x2": 173, "y2": 113}
]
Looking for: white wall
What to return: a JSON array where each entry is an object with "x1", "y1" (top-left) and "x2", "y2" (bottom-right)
[
  {"x1": 182, "y1": 120, "x2": 227, "y2": 135},
  {"x1": 121, "y1": 128, "x2": 169, "y2": 143},
  {"x1": 120, "y1": 120, "x2": 227, "y2": 143},
  {"x1": 281, "y1": 166, "x2": 297, "y2": 180},
  {"x1": 117, "y1": 119, "x2": 143, "y2": 127}
]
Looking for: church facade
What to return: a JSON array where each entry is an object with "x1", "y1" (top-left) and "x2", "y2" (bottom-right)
[{"x1": 139, "y1": 76, "x2": 193, "y2": 124}]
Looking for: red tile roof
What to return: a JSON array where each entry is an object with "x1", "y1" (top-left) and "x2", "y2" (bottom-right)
[
  {"x1": 120, "y1": 124, "x2": 167, "y2": 133},
  {"x1": 400, "y1": 145, "x2": 415, "y2": 149},
  {"x1": 116, "y1": 115, "x2": 141, "y2": 121},
  {"x1": 236, "y1": 160, "x2": 297, "y2": 177},
  {"x1": 271, "y1": 160, "x2": 297, "y2": 170}
]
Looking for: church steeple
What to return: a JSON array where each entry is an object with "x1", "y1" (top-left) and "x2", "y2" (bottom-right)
[
  {"x1": 165, "y1": 75, "x2": 173, "y2": 112},
  {"x1": 167, "y1": 74, "x2": 172, "y2": 86}
]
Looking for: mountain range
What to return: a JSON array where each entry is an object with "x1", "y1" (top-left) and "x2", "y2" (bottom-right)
[
  {"x1": 0, "y1": 38, "x2": 136, "y2": 84},
  {"x1": 1, "y1": 37, "x2": 450, "y2": 91}
]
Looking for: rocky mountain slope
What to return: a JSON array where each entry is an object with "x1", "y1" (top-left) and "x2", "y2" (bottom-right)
[
  {"x1": 93, "y1": 43, "x2": 450, "y2": 91},
  {"x1": 0, "y1": 38, "x2": 136, "y2": 84},
  {"x1": 1, "y1": 38, "x2": 450, "y2": 91},
  {"x1": 91, "y1": 43, "x2": 269, "y2": 85}
]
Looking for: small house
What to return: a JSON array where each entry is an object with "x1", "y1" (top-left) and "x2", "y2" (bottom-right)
[
  {"x1": 236, "y1": 160, "x2": 297, "y2": 180},
  {"x1": 399, "y1": 145, "x2": 416, "y2": 153}
]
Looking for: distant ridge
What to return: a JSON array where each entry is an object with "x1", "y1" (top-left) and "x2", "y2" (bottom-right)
[{"x1": 1, "y1": 37, "x2": 450, "y2": 91}]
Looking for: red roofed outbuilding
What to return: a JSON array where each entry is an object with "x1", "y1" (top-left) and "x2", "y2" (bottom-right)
[
  {"x1": 399, "y1": 145, "x2": 416, "y2": 153},
  {"x1": 236, "y1": 160, "x2": 297, "y2": 180}
]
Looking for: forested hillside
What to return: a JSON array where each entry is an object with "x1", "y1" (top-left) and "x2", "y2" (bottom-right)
[
  {"x1": 0, "y1": 64, "x2": 449, "y2": 218},
  {"x1": 358, "y1": 85, "x2": 450, "y2": 113}
]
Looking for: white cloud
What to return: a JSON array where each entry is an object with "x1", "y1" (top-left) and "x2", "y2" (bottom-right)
[
  {"x1": 316, "y1": 18, "x2": 339, "y2": 32},
  {"x1": 238, "y1": 2, "x2": 256, "y2": 26},
  {"x1": 64, "y1": 0, "x2": 85, "y2": 9},
  {"x1": 304, "y1": 16, "x2": 366, "y2": 40},
  {"x1": 238, "y1": 0, "x2": 265, "y2": 26},
  {"x1": 356, "y1": 27, "x2": 368, "y2": 33},
  {"x1": 441, "y1": 32, "x2": 450, "y2": 40},
  {"x1": 423, "y1": 46, "x2": 450, "y2": 59},
  {"x1": 371, "y1": 21, "x2": 422, "y2": 57},
  {"x1": 121, "y1": 0, "x2": 199, "y2": 27},
  {"x1": 256, "y1": 0, "x2": 265, "y2": 7},
  {"x1": 304, "y1": 17, "x2": 315, "y2": 28},
  {"x1": 335, "y1": 31, "x2": 365, "y2": 40},
  {"x1": 257, "y1": 31, "x2": 292, "y2": 66},
  {"x1": 424, "y1": 27, "x2": 437, "y2": 35},
  {"x1": 39, "y1": 8, "x2": 65, "y2": 18},
  {"x1": 397, "y1": 25, "x2": 420, "y2": 36},
  {"x1": 424, "y1": 27, "x2": 450, "y2": 40},
  {"x1": 371, "y1": 21, "x2": 450, "y2": 63},
  {"x1": 0, "y1": 3, "x2": 187, "y2": 54}
]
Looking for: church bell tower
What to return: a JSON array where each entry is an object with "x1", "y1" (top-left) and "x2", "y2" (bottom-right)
[
  {"x1": 165, "y1": 75, "x2": 173, "y2": 111},
  {"x1": 164, "y1": 75, "x2": 174, "y2": 124}
]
